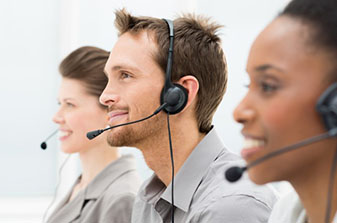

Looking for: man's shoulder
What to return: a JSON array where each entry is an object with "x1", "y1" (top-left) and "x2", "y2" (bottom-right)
[
  {"x1": 188, "y1": 151, "x2": 278, "y2": 221},
  {"x1": 192, "y1": 192, "x2": 275, "y2": 223},
  {"x1": 189, "y1": 174, "x2": 277, "y2": 222},
  {"x1": 202, "y1": 151, "x2": 277, "y2": 202},
  {"x1": 197, "y1": 170, "x2": 277, "y2": 203}
]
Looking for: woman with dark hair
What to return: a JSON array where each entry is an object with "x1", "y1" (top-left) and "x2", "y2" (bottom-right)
[
  {"x1": 46, "y1": 46, "x2": 142, "y2": 223},
  {"x1": 233, "y1": 0, "x2": 337, "y2": 222}
]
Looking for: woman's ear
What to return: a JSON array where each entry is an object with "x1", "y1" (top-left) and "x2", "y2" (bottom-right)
[{"x1": 176, "y1": 75, "x2": 199, "y2": 111}]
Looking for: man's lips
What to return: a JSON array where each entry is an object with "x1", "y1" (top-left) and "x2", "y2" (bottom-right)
[{"x1": 107, "y1": 111, "x2": 128, "y2": 124}]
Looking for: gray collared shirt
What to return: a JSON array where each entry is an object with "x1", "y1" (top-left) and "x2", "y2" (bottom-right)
[
  {"x1": 132, "y1": 128, "x2": 278, "y2": 223},
  {"x1": 47, "y1": 154, "x2": 142, "y2": 223}
]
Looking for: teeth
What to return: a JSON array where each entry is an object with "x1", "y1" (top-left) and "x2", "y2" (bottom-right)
[
  {"x1": 243, "y1": 138, "x2": 264, "y2": 149},
  {"x1": 58, "y1": 131, "x2": 71, "y2": 138}
]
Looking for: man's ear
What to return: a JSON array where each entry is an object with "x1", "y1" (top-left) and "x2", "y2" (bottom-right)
[{"x1": 176, "y1": 75, "x2": 199, "y2": 111}]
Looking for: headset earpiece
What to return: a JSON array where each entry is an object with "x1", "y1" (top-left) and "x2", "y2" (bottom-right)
[
  {"x1": 160, "y1": 83, "x2": 188, "y2": 114},
  {"x1": 316, "y1": 82, "x2": 337, "y2": 131},
  {"x1": 161, "y1": 19, "x2": 188, "y2": 115}
]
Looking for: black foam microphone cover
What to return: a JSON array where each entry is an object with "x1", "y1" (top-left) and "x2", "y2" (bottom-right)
[
  {"x1": 40, "y1": 142, "x2": 47, "y2": 150},
  {"x1": 40, "y1": 129, "x2": 58, "y2": 150},
  {"x1": 87, "y1": 129, "x2": 104, "y2": 140},
  {"x1": 225, "y1": 166, "x2": 246, "y2": 182}
]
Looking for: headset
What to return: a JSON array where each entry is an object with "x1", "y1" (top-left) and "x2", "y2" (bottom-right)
[
  {"x1": 85, "y1": 19, "x2": 188, "y2": 223},
  {"x1": 226, "y1": 82, "x2": 337, "y2": 223},
  {"x1": 86, "y1": 19, "x2": 188, "y2": 140},
  {"x1": 161, "y1": 19, "x2": 187, "y2": 223},
  {"x1": 317, "y1": 83, "x2": 337, "y2": 223},
  {"x1": 316, "y1": 83, "x2": 337, "y2": 131},
  {"x1": 160, "y1": 19, "x2": 188, "y2": 114},
  {"x1": 41, "y1": 18, "x2": 188, "y2": 223}
]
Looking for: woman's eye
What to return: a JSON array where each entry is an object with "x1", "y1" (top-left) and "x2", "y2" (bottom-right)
[
  {"x1": 66, "y1": 102, "x2": 74, "y2": 107},
  {"x1": 261, "y1": 82, "x2": 278, "y2": 93}
]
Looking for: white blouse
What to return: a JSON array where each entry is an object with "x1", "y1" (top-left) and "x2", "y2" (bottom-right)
[{"x1": 268, "y1": 190, "x2": 337, "y2": 223}]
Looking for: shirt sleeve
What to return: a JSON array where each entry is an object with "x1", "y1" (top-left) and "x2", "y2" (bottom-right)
[
  {"x1": 101, "y1": 193, "x2": 136, "y2": 223},
  {"x1": 195, "y1": 194, "x2": 272, "y2": 223}
]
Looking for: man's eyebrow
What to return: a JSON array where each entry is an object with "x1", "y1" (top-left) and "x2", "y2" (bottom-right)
[{"x1": 105, "y1": 64, "x2": 141, "y2": 74}]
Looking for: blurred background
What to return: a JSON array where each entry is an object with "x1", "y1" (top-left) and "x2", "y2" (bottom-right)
[{"x1": 0, "y1": 0, "x2": 291, "y2": 222}]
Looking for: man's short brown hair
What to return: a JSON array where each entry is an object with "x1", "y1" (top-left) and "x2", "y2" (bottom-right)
[{"x1": 115, "y1": 9, "x2": 228, "y2": 133}]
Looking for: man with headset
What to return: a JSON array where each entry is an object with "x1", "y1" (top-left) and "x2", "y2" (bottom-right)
[{"x1": 99, "y1": 9, "x2": 277, "y2": 222}]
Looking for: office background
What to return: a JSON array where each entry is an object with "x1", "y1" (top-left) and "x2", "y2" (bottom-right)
[{"x1": 0, "y1": 0, "x2": 289, "y2": 222}]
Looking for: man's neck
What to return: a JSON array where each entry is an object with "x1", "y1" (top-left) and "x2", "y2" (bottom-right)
[{"x1": 139, "y1": 119, "x2": 206, "y2": 186}]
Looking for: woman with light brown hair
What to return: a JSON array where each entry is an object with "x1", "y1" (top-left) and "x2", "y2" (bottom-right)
[{"x1": 46, "y1": 46, "x2": 142, "y2": 223}]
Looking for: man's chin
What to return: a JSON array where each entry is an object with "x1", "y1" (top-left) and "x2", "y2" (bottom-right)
[
  {"x1": 106, "y1": 114, "x2": 164, "y2": 147},
  {"x1": 107, "y1": 135, "x2": 127, "y2": 147},
  {"x1": 107, "y1": 129, "x2": 134, "y2": 147}
]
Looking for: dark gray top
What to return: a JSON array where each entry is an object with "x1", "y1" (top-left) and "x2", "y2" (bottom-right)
[
  {"x1": 132, "y1": 128, "x2": 278, "y2": 223},
  {"x1": 47, "y1": 154, "x2": 142, "y2": 223}
]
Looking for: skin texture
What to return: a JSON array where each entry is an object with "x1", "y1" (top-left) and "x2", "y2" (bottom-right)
[
  {"x1": 100, "y1": 31, "x2": 167, "y2": 148},
  {"x1": 100, "y1": 31, "x2": 203, "y2": 186},
  {"x1": 233, "y1": 16, "x2": 337, "y2": 223},
  {"x1": 53, "y1": 78, "x2": 120, "y2": 200},
  {"x1": 53, "y1": 78, "x2": 109, "y2": 153}
]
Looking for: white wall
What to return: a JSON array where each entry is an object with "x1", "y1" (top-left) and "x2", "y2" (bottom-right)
[{"x1": 0, "y1": 0, "x2": 290, "y2": 222}]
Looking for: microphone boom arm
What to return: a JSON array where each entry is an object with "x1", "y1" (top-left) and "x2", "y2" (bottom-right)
[
  {"x1": 87, "y1": 103, "x2": 167, "y2": 140},
  {"x1": 247, "y1": 129, "x2": 337, "y2": 169}
]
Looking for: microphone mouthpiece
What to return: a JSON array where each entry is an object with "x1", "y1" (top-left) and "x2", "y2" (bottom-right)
[
  {"x1": 225, "y1": 166, "x2": 246, "y2": 182},
  {"x1": 40, "y1": 142, "x2": 47, "y2": 150},
  {"x1": 40, "y1": 129, "x2": 58, "y2": 150},
  {"x1": 87, "y1": 129, "x2": 104, "y2": 140}
]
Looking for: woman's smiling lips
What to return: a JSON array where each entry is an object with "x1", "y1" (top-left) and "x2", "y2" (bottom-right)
[
  {"x1": 241, "y1": 135, "x2": 266, "y2": 159},
  {"x1": 58, "y1": 129, "x2": 72, "y2": 141}
]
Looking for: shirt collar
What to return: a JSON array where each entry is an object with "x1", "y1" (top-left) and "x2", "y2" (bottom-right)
[
  {"x1": 84, "y1": 154, "x2": 137, "y2": 199},
  {"x1": 161, "y1": 127, "x2": 225, "y2": 212}
]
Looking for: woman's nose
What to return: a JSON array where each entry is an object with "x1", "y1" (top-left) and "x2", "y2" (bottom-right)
[
  {"x1": 52, "y1": 109, "x2": 65, "y2": 124},
  {"x1": 233, "y1": 95, "x2": 255, "y2": 125}
]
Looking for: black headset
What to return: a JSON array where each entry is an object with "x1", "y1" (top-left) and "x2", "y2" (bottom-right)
[
  {"x1": 160, "y1": 19, "x2": 188, "y2": 114},
  {"x1": 316, "y1": 82, "x2": 337, "y2": 131},
  {"x1": 316, "y1": 82, "x2": 337, "y2": 223}
]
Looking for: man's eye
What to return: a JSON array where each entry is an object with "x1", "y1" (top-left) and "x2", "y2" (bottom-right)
[{"x1": 121, "y1": 73, "x2": 131, "y2": 79}]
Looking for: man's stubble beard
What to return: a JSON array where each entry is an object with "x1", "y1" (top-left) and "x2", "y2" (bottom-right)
[{"x1": 106, "y1": 113, "x2": 167, "y2": 148}]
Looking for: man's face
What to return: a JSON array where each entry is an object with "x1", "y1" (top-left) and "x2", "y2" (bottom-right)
[{"x1": 100, "y1": 31, "x2": 166, "y2": 147}]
